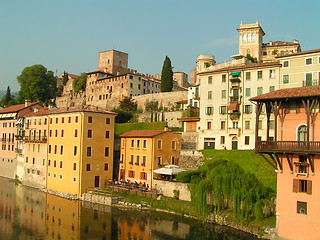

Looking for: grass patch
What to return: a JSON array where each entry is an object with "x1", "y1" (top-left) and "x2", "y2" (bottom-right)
[
  {"x1": 201, "y1": 150, "x2": 276, "y2": 191},
  {"x1": 115, "y1": 121, "x2": 168, "y2": 138}
]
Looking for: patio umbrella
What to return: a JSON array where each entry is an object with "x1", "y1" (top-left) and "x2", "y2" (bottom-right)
[{"x1": 153, "y1": 165, "x2": 185, "y2": 175}]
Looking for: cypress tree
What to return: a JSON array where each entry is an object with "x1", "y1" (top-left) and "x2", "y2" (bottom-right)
[{"x1": 160, "y1": 56, "x2": 173, "y2": 92}]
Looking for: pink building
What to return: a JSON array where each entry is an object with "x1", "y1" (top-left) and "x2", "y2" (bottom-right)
[{"x1": 251, "y1": 86, "x2": 320, "y2": 240}]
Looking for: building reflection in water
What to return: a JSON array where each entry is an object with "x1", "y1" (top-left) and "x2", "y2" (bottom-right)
[{"x1": 0, "y1": 177, "x2": 258, "y2": 240}]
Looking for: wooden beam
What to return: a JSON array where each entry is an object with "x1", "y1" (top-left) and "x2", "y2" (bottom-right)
[
  {"x1": 286, "y1": 153, "x2": 293, "y2": 173},
  {"x1": 274, "y1": 153, "x2": 283, "y2": 172},
  {"x1": 258, "y1": 153, "x2": 277, "y2": 169},
  {"x1": 307, "y1": 154, "x2": 315, "y2": 174}
]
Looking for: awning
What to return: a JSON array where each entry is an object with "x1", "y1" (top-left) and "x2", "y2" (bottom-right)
[
  {"x1": 230, "y1": 72, "x2": 240, "y2": 76},
  {"x1": 228, "y1": 102, "x2": 239, "y2": 111},
  {"x1": 153, "y1": 165, "x2": 185, "y2": 176},
  {"x1": 0, "y1": 113, "x2": 17, "y2": 119}
]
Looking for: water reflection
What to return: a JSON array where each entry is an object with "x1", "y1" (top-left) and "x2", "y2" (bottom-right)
[{"x1": 0, "y1": 177, "x2": 258, "y2": 240}]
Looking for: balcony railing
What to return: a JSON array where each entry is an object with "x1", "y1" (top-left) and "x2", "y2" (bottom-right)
[
  {"x1": 302, "y1": 79, "x2": 320, "y2": 87},
  {"x1": 229, "y1": 112, "x2": 241, "y2": 120},
  {"x1": 230, "y1": 96, "x2": 240, "y2": 103},
  {"x1": 255, "y1": 141, "x2": 320, "y2": 153},
  {"x1": 24, "y1": 136, "x2": 47, "y2": 143},
  {"x1": 15, "y1": 148, "x2": 23, "y2": 154}
]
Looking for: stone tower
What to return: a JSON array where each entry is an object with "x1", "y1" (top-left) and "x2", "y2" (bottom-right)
[
  {"x1": 237, "y1": 21, "x2": 265, "y2": 61},
  {"x1": 98, "y1": 49, "x2": 129, "y2": 75}
]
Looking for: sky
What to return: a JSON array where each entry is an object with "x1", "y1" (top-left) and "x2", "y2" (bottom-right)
[{"x1": 1, "y1": 0, "x2": 319, "y2": 92}]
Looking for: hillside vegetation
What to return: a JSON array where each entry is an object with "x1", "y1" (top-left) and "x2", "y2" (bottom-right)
[{"x1": 115, "y1": 121, "x2": 168, "y2": 138}]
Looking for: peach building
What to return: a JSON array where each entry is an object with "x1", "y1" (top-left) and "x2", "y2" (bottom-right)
[
  {"x1": 251, "y1": 86, "x2": 320, "y2": 240},
  {"x1": 119, "y1": 129, "x2": 182, "y2": 186}
]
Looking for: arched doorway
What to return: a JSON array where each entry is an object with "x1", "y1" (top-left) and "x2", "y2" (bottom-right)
[
  {"x1": 232, "y1": 136, "x2": 238, "y2": 150},
  {"x1": 297, "y1": 125, "x2": 307, "y2": 141}
]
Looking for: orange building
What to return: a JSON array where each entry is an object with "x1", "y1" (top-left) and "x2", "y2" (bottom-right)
[
  {"x1": 119, "y1": 129, "x2": 182, "y2": 186},
  {"x1": 251, "y1": 86, "x2": 320, "y2": 240}
]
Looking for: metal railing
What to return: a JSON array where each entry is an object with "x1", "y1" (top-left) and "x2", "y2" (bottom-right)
[
  {"x1": 302, "y1": 79, "x2": 320, "y2": 87},
  {"x1": 23, "y1": 136, "x2": 47, "y2": 143},
  {"x1": 255, "y1": 141, "x2": 320, "y2": 153}
]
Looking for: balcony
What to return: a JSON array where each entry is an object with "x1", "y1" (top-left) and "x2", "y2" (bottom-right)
[
  {"x1": 24, "y1": 136, "x2": 47, "y2": 143},
  {"x1": 229, "y1": 112, "x2": 241, "y2": 120},
  {"x1": 255, "y1": 141, "x2": 320, "y2": 154},
  {"x1": 230, "y1": 96, "x2": 240, "y2": 103},
  {"x1": 302, "y1": 79, "x2": 320, "y2": 87},
  {"x1": 15, "y1": 135, "x2": 24, "y2": 140},
  {"x1": 15, "y1": 148, "x2": 24, "y2": 154}
]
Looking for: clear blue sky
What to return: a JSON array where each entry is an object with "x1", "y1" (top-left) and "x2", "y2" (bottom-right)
[{"x1": 1, "y1": 0, "x2": 319, "y2": 92}]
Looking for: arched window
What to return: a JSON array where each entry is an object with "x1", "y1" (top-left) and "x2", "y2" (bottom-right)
[
  {"x1": 252, "y1": 33, "x2": 256, "y2": 41},
  {"x1": 232, "y1": 136, "x2": 238, "y2": 150},
  {"x1": 247, "y1": 49, "x2": 251, "y2": 56},
  {"x1": 297, "y1": 125, "x2": 307, "y2": 141},
  {"x1": 242, "y1": 34, "x2": 247, "y2": 41},
  {"x1": 247, "y1": 33, "x2": 251, "y2": 41}
]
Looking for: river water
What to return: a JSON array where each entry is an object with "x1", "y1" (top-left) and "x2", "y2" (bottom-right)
[{"x1": 0, "y1": 177, "x2": 259, "y2": 240}]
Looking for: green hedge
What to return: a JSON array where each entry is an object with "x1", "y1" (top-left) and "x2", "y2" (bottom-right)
[{"x1": 115, "y1": 121, "x2": 168, "y2": 138}]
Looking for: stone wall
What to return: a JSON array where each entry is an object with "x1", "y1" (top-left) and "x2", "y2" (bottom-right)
[
  {"x1": 137, "y1": 111, "x2": 183, "y2": 128},
  {"x1": 0, "y1": 157, "x2": 17, "y2": 179},
  {"x1": 56, "y1": 92, "x2": 86, "y2": 108},
  {"x1": 152, "y1": 179, "x2": 191, "y2": 201},
  {"x1": 181, "y1": 132, "x2": 199, "y2": 150},
  {"x1": 179, "y1": 150, "x2": 203, "y2": 171},
  {"x1": 82, "y1": 193, "x2": 118, "y2": 205},
  {"x1": 133, "y1": 91, "x2": 188, "y2": 111}
]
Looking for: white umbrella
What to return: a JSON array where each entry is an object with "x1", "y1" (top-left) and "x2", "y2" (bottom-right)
[{"x1": 153, "y1": 165, "x2": 185, "y2": 175}]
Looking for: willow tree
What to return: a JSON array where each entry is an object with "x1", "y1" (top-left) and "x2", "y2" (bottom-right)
[{"x1": 160, "y1": 56, "x2": 173, "y2": 92}]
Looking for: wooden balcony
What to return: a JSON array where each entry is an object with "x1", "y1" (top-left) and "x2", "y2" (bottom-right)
[
  {"x1": 255, "y1": 141, "x2": 320, "y2": 154},
  {"x1": 24, "y1": 136, "x2": 47, "y2": 143}
]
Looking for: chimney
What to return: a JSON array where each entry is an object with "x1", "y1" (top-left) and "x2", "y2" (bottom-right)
[
  {"x1": 293, "y1": 39, "x2": 299, "y2": 43},
  {"x1": 25, "y1": 99, "x2": 31, "y2": 107},
  {"x1": 164, "y1": 125, "x2": 170, "y2": 132}
]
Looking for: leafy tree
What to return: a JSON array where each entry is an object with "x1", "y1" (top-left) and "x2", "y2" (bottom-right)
[
  {"x1": 160, "y1": 56, "x2": 173, "y2": 92},
  {"x1": 73, "y1": 73, "x2": 87, "y2": 93},
  {"x1": 0, "y1": 86, "x2": 16, "y2": 107},
  {"x1": 119, "y1": 96, "x2": 137, "y2": 112},
  {"x1": 145, "y1": 99, "x2": 158, "y2": 112},
  {"x1": 17, "y1": 64, "x2": 57, "y2": 105},
  {"x1": 62, "y1": 71, "x2": 69, "y2": 86}
]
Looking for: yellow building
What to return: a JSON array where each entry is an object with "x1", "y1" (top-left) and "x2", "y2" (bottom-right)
[
  {"x1": 277, "y1": 49, "x2": 320, "y2": 89},
  {"x1": 119, "y1": 129, "x2": 182, "y2": 186},
  {"x1": 45, "y1": 106, "x2": 116, "y2": 196}
]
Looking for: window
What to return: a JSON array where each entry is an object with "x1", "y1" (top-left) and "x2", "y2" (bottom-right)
[
  {"x1": 49, "y1": 145, "x2": 52, "y2": 153},
  {"x1": 128, "y1": 170, "x2": 135, "y2": 178},
  {"x1": 246, "y1": 72, "x2": 251, "y2": 80},
  {"x1": 269, "y1": 69, "x2": 275, "y2": 79},
  {"x1": 75, "y1": 116, "x2": 78, "y2": 123},
  {"x1": 171, "y1": 141, "x2": 176, "y2": 150},
  {"x1": 137, "y1": 140, "x2": 140, "y2": 148},
  {"x1": 305, "y1": 57, "x2": 312, "y2": 65},
  {"x1": 60, "y1": 145, "x2": 63, "y2": 155},
  {"x1": 221, "y1": 90, "x2": 226, "y2": 99},
  {"x1": 74, "y1": 129, "x2": 78, "y2": 137},
  {"x1": 222, "y1": 74, "x2": 226, "y2": 82},
  {"x1": 232, "y1": 122, "x2": 238, "y2": 129},
  {"x1": 305, "y1": 73, "x2": 313, "y2": 86},
  {"x1": 157, "y1": 140, "x2": 162, "y2": 149},
  {"x1": 269, "y1": 120, "x2": 275, "y2": 129},
  {"x1": 86, "y1": 164, "x2": 91, "y2": 171},
  {"x1": 258, "y1": 120, "x2": 262, "y2": 129},
  {"x1": 49, "y1": 130, "x2": 52, "y2": 137},
  {"x1": 142, "y1": 156, "x2": 146, "y2": 166},
  {"x1": 140, "y1": 172, "x2": 147, "y2": 180},
  {"x1": 135, "y1": 155, "x2": 140, "y2": 165},
  {"x1": 293, "y1": 179, "x2": 312, "y2": 194},
  {"x1": 88, "y1": 116, "x2": 93, "y2": 123},
  {"x1": 55, "y1": 130, "x2": 58, "y2": 137},
  {"x1": 73, "y1": 163, "x2": 76, "y2": 170},
  {"x1": 104, "y1": 147, "x2": 109, "y2": 157},
  {"x1": 104, "y1": 163, "x2": 108, "y2": 171},
  {"x1": 54, "y1": 145, "x2": 57, "y2": 154},
  {"x1": 257, "y1": 71, "x2": 263, "y2": 79},
  {"x1": 208, "y1": 76, "x2": 212, "y2": 84},
  {"x1": 129, "y1": 155, "x2": 134, "y2": 164},
  {"x1": 220, "y1": 136, "x2": 225, "y2": 144},
  {"x1": 74, "y1": 146, "x2": 77, "y2": 156},
  {"x1": 269, "y1": 86, "x2": 275, "y2": 92},
  {"x1": 143, "y1": 140, "x2": 147, "y2": 148},
  {"x1": 207, "y1": 121, "x2": 212, "y2": 129},
  {"x1": 157, "y1": 156, "x2": 162, "y2": 165},
  {"x1": 245, "y1": 88, "x2": 251, "y2": 97},
  {"x1": 245, "y1": 136, "x2": 250, "y2": 145},
  {"x1": 221, "y1": 121, "x2": 226, "y2": 129},
  {"x1": 244, "y1": 105, "x2": 252, "y2": 114},
  {"x1": 283, "y1": 75, "x2": 289, "y2": 84},
  {"x1": 283, "y1": 60, "x2": 289, "y2": 67},
  {"x1": 54, "y1": 160, "x2": 57, "y2": 168},
  {"x1": 131, "y1": 140, "x2": 134, "y2": 148},
  {"x1": 50, "y1": 118, "x2": 53, "y2": 124},
  {"x1": 105, "y1": 131, "x2": 110, "y2": 139},
  {"x1": 205, "y1": 107, "x2": 213, "y2": 115},
  {"x1": 297, "y1": 201, "x2": 307, "y2": 215},
  {"x1": 60, "y1": 161, "x2": 63, "y2": 168},
  {"x1": 208, "y1": 91, "x2": 212, "y2": 99},
  {"x1": 219, "y1": 106, "x2": 227, "y2": 114},
  {"x1": 56, "y1": 118, "x2": 58, "y2": 124},
  {"x1": 87, "y1": 129, "x2": 92, "y2": 138},
  {"x1": 86, "y1": 147, "x2": 92, "y2": 157},
  {"x1": 61, "y1": 129, "x2": 64, "y2": 137},
  {"x1": 106, "y1": 118, "x2": 110, "y2": 124},
  {"x1": 245, "y1": 121, "x2": 250, "y2": 129},
  {"x1": 257, "y1": 87, "x2": 263, "y2": 96},
  {"x1": 68, "y1": 117, "x2": 71, "y2": 123}
]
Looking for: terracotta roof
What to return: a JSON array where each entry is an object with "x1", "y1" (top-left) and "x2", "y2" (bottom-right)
[
  {"x1": 276, "y1": 49, "x2": 320, "y2": 58},
  {"x1": 0, "y1": 102, "x2": 40, "y2": 114},
  {"x1": 176, "y1": 100, "x2": 188, "y2": 104},
  {"x1": 120, "y1": 130, "x2": 166, "y2": 138},
  {"x1": 263, "y1": 41, "x2": 300, "y2": 47},
  {"x1": 177, "y1": 117, "x2": 200, "y2": 122},
  {"x1": 198, "y1": 61, "x2": 281, "y2": 75},
  {"x1": 24, "y1": 105, "x2": 117, "y2": 117},
  {"x1": 68, "y1": 74, "x2": 79, "y2": 79},
  {"x1": 250, "y1": 86, "x2": 320, "y2": 101}
]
